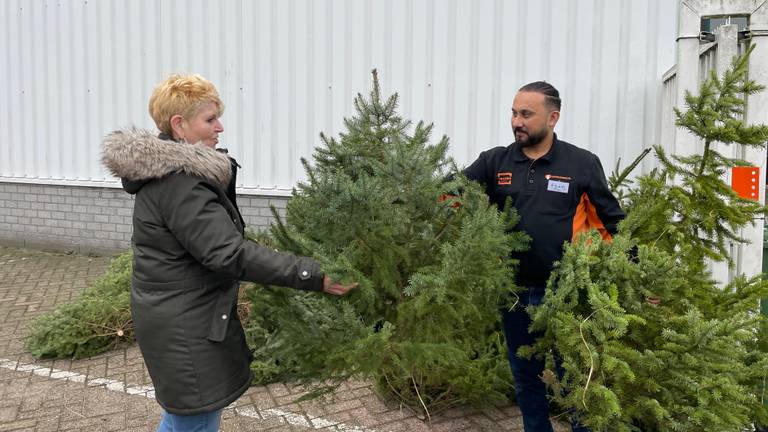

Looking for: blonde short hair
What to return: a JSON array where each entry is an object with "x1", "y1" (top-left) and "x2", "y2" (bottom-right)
[{"x1": 148, "y1": 74, "x2": 224, "y2": 136}]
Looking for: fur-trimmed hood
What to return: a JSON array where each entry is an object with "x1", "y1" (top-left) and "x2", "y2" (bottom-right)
[{"x1": 102, "y1": 127, "x2": 232, "y2": 194}]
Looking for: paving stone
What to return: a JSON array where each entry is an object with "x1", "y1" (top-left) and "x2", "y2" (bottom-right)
[
  {"x1": 32, "y1": 415, "x2": 60, "y2": 432},
  {"x1": 266, "y1": 383, "x2": 291, "y2": 398},
  {"x1": 0, "y1": 407, "x2": 18, "y2": 423},
  {"x1": 0, "y1": 418, "x2": 37, "y2": 431}
]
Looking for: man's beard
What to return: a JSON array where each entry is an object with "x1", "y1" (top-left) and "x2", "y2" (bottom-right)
[{"x1": 515, "y1": 127, "x2": 547, "y2": 148}]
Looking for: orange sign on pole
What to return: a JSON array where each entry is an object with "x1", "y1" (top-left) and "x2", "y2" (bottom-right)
[{"x1": 731, "y1": 166, "x2": 760, "y2": 201}]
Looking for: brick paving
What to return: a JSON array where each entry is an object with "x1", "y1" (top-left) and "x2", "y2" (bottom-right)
[{"x1": 0, "y1": 246, "x2": 570, "y2": 431}]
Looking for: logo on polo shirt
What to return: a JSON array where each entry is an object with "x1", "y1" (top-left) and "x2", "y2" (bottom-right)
[
  {"x1": 545, "y1": 174, "x2": 572, "y2": 181},
  {"x1": 497, "y1": 172, "x2": 512, "y2": 185}
]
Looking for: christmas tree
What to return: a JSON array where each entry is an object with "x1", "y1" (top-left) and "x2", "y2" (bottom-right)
[
  {"x1": 25, "y1": 251, "x2": 133, "y2": 358},
  {"x1": 525, "y1": 44, "x2": 768, "y2": 431},
  {"x1": 244, "y1": 70, "x2": 529, "y2": 417}
]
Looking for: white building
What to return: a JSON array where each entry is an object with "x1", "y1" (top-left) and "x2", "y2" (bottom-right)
[{"x1": 0, "y1": 0, "x2": 764, "y2": 280}]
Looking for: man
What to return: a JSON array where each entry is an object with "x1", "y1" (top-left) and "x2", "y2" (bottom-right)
[{"x1": 464, "y1": 81, "x2": 624, "y2": 432}]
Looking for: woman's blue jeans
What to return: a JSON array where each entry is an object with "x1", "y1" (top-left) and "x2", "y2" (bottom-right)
[{"x1": 156, "y1": 409, "x2": 223, "y2": 432}]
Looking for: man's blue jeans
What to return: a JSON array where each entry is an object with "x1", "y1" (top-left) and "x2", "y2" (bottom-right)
[
  {"x1": 501, "y1": 286, "x2": 590, "y2": 432},
  {"x1": 156, "y1": 409, "x2": 222, "y2": 432}
]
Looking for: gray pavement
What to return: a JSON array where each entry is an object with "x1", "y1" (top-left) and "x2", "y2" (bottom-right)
[{"x1": 0, "y1": 246, "x2": 569, "y2": 431}]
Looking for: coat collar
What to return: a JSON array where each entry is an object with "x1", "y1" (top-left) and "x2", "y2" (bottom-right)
[{"x1": 101, "y1": 127, "x2": 232, "y2": 192}]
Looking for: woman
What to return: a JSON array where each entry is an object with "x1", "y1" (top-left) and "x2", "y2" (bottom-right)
[{"x1": 102, "y1": 74, "x2": 355, "y2": 432}]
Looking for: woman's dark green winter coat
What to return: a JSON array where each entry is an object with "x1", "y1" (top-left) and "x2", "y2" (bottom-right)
[{"x1": 102, "y1": 128, "x2": 323, "y2": 415}]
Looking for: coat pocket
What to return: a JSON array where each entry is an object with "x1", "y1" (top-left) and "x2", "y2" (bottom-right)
[
  {"x1": 206, "y1": 282, "x2": 239, "y2": 342},
  {"x1": 131, "y1": 278, "x2": 187, "y2": 320}
]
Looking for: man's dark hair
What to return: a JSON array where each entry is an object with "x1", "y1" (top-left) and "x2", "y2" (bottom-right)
[{"x1": 519, "y1": 81, "x2": 561, "y2": 111}]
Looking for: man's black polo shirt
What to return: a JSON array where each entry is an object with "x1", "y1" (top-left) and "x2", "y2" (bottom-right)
[{"x1": 464, "y1": 136, "x2": 625, "y2": 287}]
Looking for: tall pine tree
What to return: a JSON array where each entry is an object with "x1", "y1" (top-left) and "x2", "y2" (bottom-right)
[
  {"x1": 244, "y1": 70, "x2": 529, "y2": 417},
  {"x1": 526, "y1": 44, "x2": 768, "y2": 431}
]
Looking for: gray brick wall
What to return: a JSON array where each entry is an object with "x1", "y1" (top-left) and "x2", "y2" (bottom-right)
[{"x1": 0, "y1": 182, "x2": 288, "y2": 255}]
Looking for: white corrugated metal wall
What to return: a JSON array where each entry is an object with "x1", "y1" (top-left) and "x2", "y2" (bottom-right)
[{"x1": 0, "y1": 0, "x2": 677, "y2": 195}]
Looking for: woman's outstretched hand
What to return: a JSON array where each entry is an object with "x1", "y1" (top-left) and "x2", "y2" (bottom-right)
[{"x1": 323, "y1": 276, "x2": 358, "y2": 295}]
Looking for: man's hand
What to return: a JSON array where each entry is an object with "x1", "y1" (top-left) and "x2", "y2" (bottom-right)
[{"x1": 323, "y1": 276, "x2": 358, "y2": 295}]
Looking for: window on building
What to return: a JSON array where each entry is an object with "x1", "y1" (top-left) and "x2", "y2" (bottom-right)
[{"x1": 701, "y1": 16, "x2": 748, "y2": 32}]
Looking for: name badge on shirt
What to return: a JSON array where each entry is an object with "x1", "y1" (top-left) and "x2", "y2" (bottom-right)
[{"x1": 547, "y1": 179, "x2": 570, "y2": 194}]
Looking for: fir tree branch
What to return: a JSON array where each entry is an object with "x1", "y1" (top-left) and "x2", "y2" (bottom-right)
[
  {"x1": 580, "y1": 307, "x2": 602, "y2": 410},
  {"x1": 609, "y1": 148, "x2": 652, "y2": 194},
  {"x1": 696, "y1": 140, "x2": 711, "y2": 178},
  {"x1": 429, "y1": 385, "x2": 454, "y2": 406},
  {"x1": 411, "y1": 375, "x2": 431, "y2": 423},
  {"x1": 371, "y1": 68, "x2": 381, "y2": 106},
  {"x1": 433, "y1": 210, "x2": 457, "y2": 242},
  {"x1": 382, "y1": 372, "x2": 409, "y2": 409}
]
